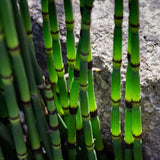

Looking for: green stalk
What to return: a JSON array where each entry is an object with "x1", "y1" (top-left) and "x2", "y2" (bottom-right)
[
  {"x1": 48, "y1": 0, "x2": 70, "y2": 125},
  {"x1": 79, "y1": 1, "x2": 97, "y2": 159},
  {"x1": 0, "y1": 20, "x2": 27, "y2": 160},
  {"x1": 87, "y1": 38, "x2": 106, "y2": 159},
  {"x1": 130, "y1": 0, "x2": 142, "y2": 159},
  {"x1": 124, "y1": 1, "x2": 133, "y2": 159},
  {"x1": 63, "y1": 0, "x2": 76, "y2": 89},
  {"x1": 45, "y1": 81, "x2": 63, "y2": 160},
  {"x1": 111, "y1": 0, "x2": 123, "y2": 159},
  {"x1": 19, "y1": 0, "x2": 47, "y2": 105}
]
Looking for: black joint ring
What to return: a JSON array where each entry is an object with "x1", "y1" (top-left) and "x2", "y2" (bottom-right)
[
  {"x1": 17, "y1": 150, "x2": 27, "y2": 157},
  {"x1": 80, "y1": 51, "x2": 89, "y2": 56},
  {"x1": 0, "y1": 73, "x2": 13, "y2": 80},
  {"x1": 68, "y1": 142, "x2": 76, "y2": 149},
  {"x1": 27, "y1": 29, "x2": 32, "y2": 36},
  {"x1": 65, "y1": 20, "x2": 74, "y2": 25},
  {"x1": 133, "y1": 134, "x2": 142, "y2": 139},
  {"x1": 83, "y1": 21, "x2": 90, "y2": 26},
  {"x1": 22, "y1": 100, "x2": 31, "y2": 107},
  {"x1": 86, "y1": 143, "x2": 94, "y2": 149},
  {"x1": 32, "y1": 147, "x2": 42, "y2": 154},
  {"x1": 86, "y1": 5, "x2": 93, "y2": 11},
  {"x1": 125, "y1": 100, "x2": 132, "y2": 109},
  {"x1": 82, "y1": 114, "x2": 90, "y2": 119},
  {"x1": 132, "y1": 99, "x2": 141, "y2": 104},
  {"x1": 114, "y1": 15, "x2": 123, "y2": 20},
  {"x1": 74, "y1": 69, "x2": 79, "y2": 77},
  {"x1": 69, "y1": 106, "x2": 78, "y2": 115},
  {"x1": 45, "y1": 47, "x2": 52, "y2": 52},
  {"x1": 42, "y1": 11, "x2": 48, "y2": 16},
  {"x1": 67, "y1": 58, "x2": 76, "y2": 62},
  {"x1": 77, "y1": 128, "x2": 83, "y2": 134},
  {"x1": 80, "y1": 83, "x2": 88, "y2": 88},
  {"x1": 127, "y1": 52, "x2": 131, "y2": 62},
  {"x1": 112, "y1": 134, "x2": 121, "y2": 139},
  {"x1": 57, "y1": 92, "x2": 60, "y2": 98},
  {"x1": 51, "y1": 30, "x2": 59, "y2": 35},
  {"x1": 131, "y1": 23, "x2": 140, "y2": 28},
  {"x1": 111, "y1": 98, "x2": 121, "y2": 104},
  {"x1": 90, "y1": 110, "x2": 98, "y2": 118},
  {"x1": 88, "y1": 60, "x2": 93, "y2": 69},
  {"x1": 49, "y1": 124, "x2": 59, "y2": 131},
  {"x1": 112, "y1": 59, "x2": 122, "y2": 64},
  {"x1": 46, "y1": 96, "x2": 54, "y2": 101},
  {"x1": 9, "y1": 115, "x2": 20, "y2": 121},
  {"x1": 62, "y1": 106, "x2": 69, "y2": 111},
  {"x1": 8, "y1": 45, "x2": 20, "y2": 52},
  {"x1": 52, "y1": 143, "x2": 61, "y2": 148},
  {"x1": 51, "y1": 83, "x2": 56, "y2": 89},
  {"x1": 48, "y1": 108, "x2": 57, "y2": 115},
  {"x1": 130, "y1": 62, "x2": 140, "y2": 68},
  {"x1": 55, "y1": 68, "x2": 64, "y2": 72},
  {"x1": 125, "y1": 142, "x2": 133, "y2": 149}
]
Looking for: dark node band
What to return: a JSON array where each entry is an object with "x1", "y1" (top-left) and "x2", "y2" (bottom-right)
[
  {"x1": 111, "y1": 98, "x2": 121, "y2": 104},
  {"x1": 52, "y1": 143, "x2": 61, "y2": 148},
  {"x1": 80, "y1": 51, "x2": 89, "y2": 56},
  {"x1": 69, "y1": 106, "x2": 78, "y2": 115},
  {"x1": 46, "y1": 96, "x2": 54, "y2": 101},
  {"x1": 68, "y1": 142, "x2": 76, "y2": 149},
  {"x1": 83, "y1": 21, "x2": 90, "y2": 26},
  {"x1": 17, "y1": 150, "x2": 27, "y2": 157},
  {"x1": 49, "y1": 124, "x2": 59, "y2": 131},
  {"x1": 130, "y1": 62, "x2": 140, "y2": 68},
  {"x1": 133, "y1": 134, "x2": 142, "y2": 139},
  {"x1": 8, "y1": 45, "x2": 20, "y2": 52},
  {"x1": 32, "y1": 147, "x2": 42, "y2": 154},
  {"x1": 74, "y1": 69, "x2": 79, "y2": 77},
  {"x1": 88, "y1": 60, "x2": 93, "y2": 69},
  {"x1": 27, "y1": 29, "x2": 32, "y2": 36},
  {"x1": 67, "y1": 58, "x2": 76, "y2": 62},
  {"x1": 127, "y1": 52, "x2": 131, "y2": 62},
  {"x1": 51, "y1": 83, "x2": 56, "y2": 89},
  {"x1": 0, "y1": 73, "x2": 13, "y2": 80},
  {"x1": 42, "y1": 11, "x2": 48, "y2": 16},
  {"x1": 76, "y1": 128, "x2": 83, "y2": 135},
  {"x1": 131, "y1": 23, "x2": 140, "y2": 28},
  {"x1": 10, "y1": 115, "x2": 20, "y2": 121},
  {"x1": 86, "y1": 143, "x2": 94, "y2": 149},
  {"x1": 112, "y1": 134, "x2": 121, "y2": 139},
  {"x1": 48, "y1": 109, "x2": 57, "y2": 115},
  {"x1": 45, "y1": 47, "x2": 52, "y2": 52},
  {"x1": 22, "y1": 100, "x2": 31, "y2": 107},
  {"x1": 125, "y1": 100, "x2": 132, "y2": 109},
  {"x1": 65, "y1": 20, "x2": 74, "y2": 25},
  {"x1": 125, "y1": 142, "x2": 133, "y2": 149},
  {"x1": 80, "y1": 83, "x2": 88, "y2": 88},
  {"x1": 86, "y1": 5, "x2": 93, "y2": 11},
  {"x1": 57, "y1": 92, "x2": 60, "y2": 98},
  {"x1": 114, "y1": 15, "x2": 123, "y2": 20},
  {"x1": 82, "y1": 114, "x2": 90, "y2": 119},
  {"x1": 112, "y1": 59, "x2": 122, "y2": 64},
  {"x1": 51, "y1": 30, "x2": 59, "y2": 35},
  {"x1": 90, "y1": 110, "x2": 98, "y2": 118},
  {"x1": 132, "y1": 99, "x2": 141, "y2": 104},
  {"x1": 62, "y1": 106, "x2": 69, "y2": 111},
  {"x1": 55, "y1": 67, "x2": 64, "y2": 72}
]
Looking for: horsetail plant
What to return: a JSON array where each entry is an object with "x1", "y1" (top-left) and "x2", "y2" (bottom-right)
[
  {"x1": 124, "y1": 0, "x2": 134, "y2": 159},
  {"x1": 0, "y1": 10, "x2": 27, "y2": 160},
  {"x1": 111, "y1": 0, "x2": 123, "y2": 159},
  {"x1": 48, "y1": 0, "x2": 70, "y2": 125},
  {"x1": 79, "y1": 0, "x2": 97, "y2": 159},
  {"x1": 130, "y1": 0, "x2": 142, "y2": 159}
]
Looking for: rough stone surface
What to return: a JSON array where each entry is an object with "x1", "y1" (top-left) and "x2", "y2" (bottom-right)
[{"x1": 27, "y1": 0, "x2": 160, "y2": 159}]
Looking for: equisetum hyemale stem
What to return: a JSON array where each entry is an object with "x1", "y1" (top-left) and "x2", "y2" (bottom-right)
[
  {"x1": 79, "y1": 0, "x2": 97, "y2": 159},
  {"x1": 111, "y1": 0, "x2": 123, "y2": 159},
  {"x1": 48, "y1": 0, "x2": 70, "y2": 125},
  {"x1": 0, "y1": 7, "x2": 27, "y2": 159},
  {"x1": 130, "y1": 0, "x2": 142, "y2": 159}
]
